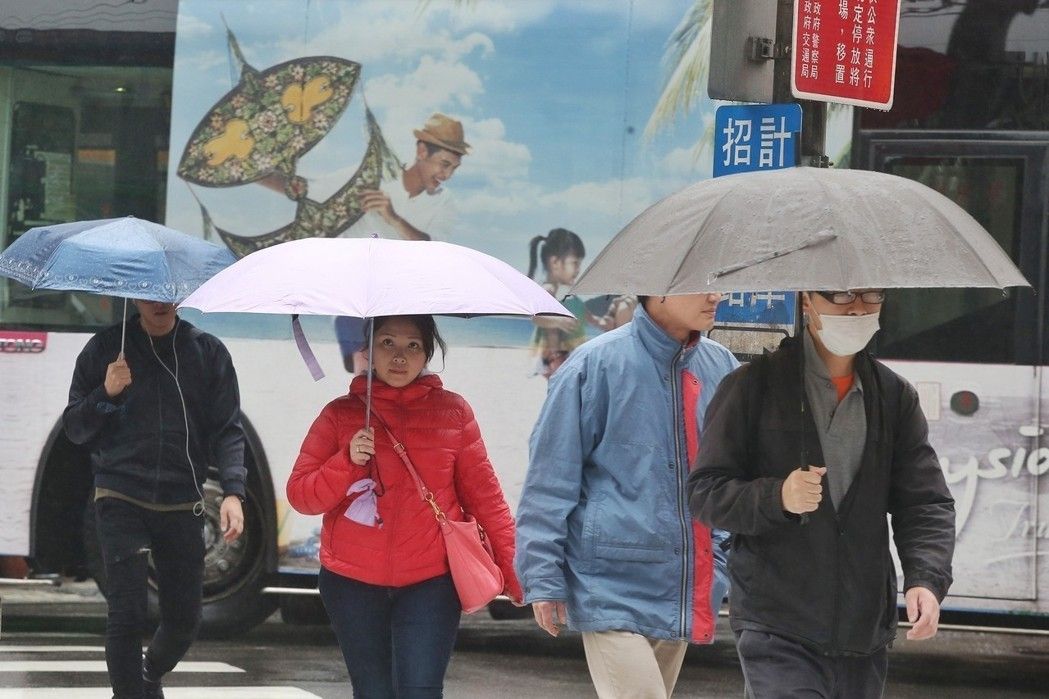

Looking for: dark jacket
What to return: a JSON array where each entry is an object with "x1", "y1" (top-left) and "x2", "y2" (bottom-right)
[
  {"x1": 687, "y1": 336, "x2": 955, "y2": 655},
  {"x1": 64, "y1": 316, "x2": 246, "y2": 504}
]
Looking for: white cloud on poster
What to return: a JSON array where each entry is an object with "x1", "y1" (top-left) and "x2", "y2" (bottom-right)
[
  {"x1": 362, "y1": 59, "x2": 537, "y2": 189},
  {"x1": 366, "y1": 55, "x2": 484, "y2": 117},
  {"x1": 177, "y1": 49, "x2": 228, "y2": 74},
  {"x1": 538, "y1": 178, "x2": 663, "y2": 220},
  {"x1": 455, "y1": 176, "x2": 665, "y2": 223},
  {"x1": 427, "y1": 0, "x2": 682, "y2": 33},
  {"x1": 275, "y1": 1, "x2": 494, "y2": 65},
  {"x1": 660, "y1": 145, "x2": 713, "y2": 179},
  {"x1": 429, "y1": 0, "x2": 558, "y2": 33},
  {"x1": 455, "y1": 183, "x2": 544, "y2": 217},
  {"x1": 572, "y1": 0, "x2": 684, "y2": 28},
  {"x1": 175, "y1": 12, "x2": 213, "y2": 39},
  {"x1": 458, "y1": 117, "x2": 532, "y2": 185}
]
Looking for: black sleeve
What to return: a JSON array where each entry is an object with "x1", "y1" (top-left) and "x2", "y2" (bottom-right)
[
  {"x1": 687, "y1": 364, "x2": 793, "y2": 536},
  {"x1": 208, "y1": 340, "x2": 247, "y2": 499},
  {"x1": 888, "y1": 378, "x2": 956, "y2": 601},
  {"x1": 62, "y1": 337, "x2": 122, "y2": 445}
]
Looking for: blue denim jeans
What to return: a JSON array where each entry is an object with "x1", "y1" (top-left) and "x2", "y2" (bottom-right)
[
  {"x1": 95, "y1": 497, "x2": 204, "y2": 699},
  {"x1": 319, "y1": 568, "x2": 461, "y2": 699}
]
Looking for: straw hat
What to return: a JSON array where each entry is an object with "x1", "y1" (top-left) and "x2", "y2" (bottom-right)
[{"x1": 413, "y1": 113, "x2": 470, "y2": 155}]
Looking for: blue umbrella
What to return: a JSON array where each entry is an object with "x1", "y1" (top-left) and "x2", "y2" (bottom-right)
[{"x1": 0, "y1": 216, "x2": 236, "y2": 353}]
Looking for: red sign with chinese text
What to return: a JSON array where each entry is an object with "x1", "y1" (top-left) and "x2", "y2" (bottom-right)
[{"x1": 791, "y1": 0, "x2": 901, "y2": 110}]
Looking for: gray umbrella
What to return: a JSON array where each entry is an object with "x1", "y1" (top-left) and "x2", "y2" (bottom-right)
[{"x1": 572, "y1": 167, "x2": 1029, "y2": 295}]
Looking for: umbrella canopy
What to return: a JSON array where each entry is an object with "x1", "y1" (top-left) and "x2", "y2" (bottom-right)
[
  {"x1": 180, "y1": 237, "x2": 574, "y2": 416},
  {"x1": 571, "y1": 167, "x2": 1029, "y2": 296},
  {"x1": 0, "y1": 216, "x2": 237, "y2": 303},
  {"x1": 180, "y1": 237, "x2": 573, "y2": 318}
]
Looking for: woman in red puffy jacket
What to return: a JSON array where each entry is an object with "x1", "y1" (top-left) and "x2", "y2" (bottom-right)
[{"x1": 287, "y1": 314, "x2": 522, "y2": 697}]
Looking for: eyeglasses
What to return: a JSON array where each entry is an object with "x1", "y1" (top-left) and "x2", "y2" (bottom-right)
[{"x1": 814, "y1": 290, "x2": 886, "y2": 305}]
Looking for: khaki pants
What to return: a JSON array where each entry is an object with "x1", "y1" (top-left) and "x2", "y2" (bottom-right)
[{"x1": 582, "y1": 630, "x2": 688, "y2": 699}]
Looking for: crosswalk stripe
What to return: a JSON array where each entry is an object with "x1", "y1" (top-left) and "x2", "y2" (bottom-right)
[
  {"x1": 0, "y1": 688, "x2": 321, "y2": 698},
  {"x1": 0, "y1": 647, "x2": 103, "y2": 653},
  {"x1": 0, "y1": 661, "x2": 242, "y2": 673}
]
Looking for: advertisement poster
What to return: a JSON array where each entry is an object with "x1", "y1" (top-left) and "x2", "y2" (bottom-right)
[
  {"x1": 163, "y1": 0, "x2": 856, "y2": 563},
  {"x1": 164, "y1": 1, "x2": 732, "y2": 362}
]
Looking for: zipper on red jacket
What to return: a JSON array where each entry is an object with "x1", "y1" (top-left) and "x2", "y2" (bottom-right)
[
  {"x1": 669, "y1": 346, "x2": 690, "y2": 640},
  {"x1": 682, "y1": 368, "x2": 714, "y2": 643}
]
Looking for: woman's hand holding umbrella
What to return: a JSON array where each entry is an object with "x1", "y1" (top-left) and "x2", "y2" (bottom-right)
[{"x1": 349, "y1": 427, "x2": 375, "y2": 466}]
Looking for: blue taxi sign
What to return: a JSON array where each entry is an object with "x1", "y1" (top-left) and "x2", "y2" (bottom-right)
[{"x1": 713, "y1": 103, "x2": 802, "y2": 178}]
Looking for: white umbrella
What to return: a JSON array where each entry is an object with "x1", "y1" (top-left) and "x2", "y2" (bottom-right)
[{"x1": 180, "y1": 237, "x2": 573, "y2": 420}]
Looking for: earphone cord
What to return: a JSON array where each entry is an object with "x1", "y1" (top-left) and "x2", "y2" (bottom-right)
[{"x1": 148, "y1": 321, "x2": 206, "y2": 517}]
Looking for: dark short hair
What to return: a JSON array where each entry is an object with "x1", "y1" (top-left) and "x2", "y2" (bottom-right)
[
  {"x1": 370, "y1": 314, "x2": 447, "y2": 362},
  {"x1": 418, "y1": 140, "x2": 456, "y2": 159}
]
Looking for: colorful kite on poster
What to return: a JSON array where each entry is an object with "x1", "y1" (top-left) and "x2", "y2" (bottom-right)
[{"x1": 177, "y1": 28, "x2": 401, "y2": 258}]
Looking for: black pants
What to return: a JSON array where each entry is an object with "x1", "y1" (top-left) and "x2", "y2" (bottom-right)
[
  {"x1": 319, "y1": 568, "x2": 461, "y2": 698},
  {"x1": 735, "y1": 630, "x2": 888, "y2": 699},
  {"x1": 95, "y1": 498, "x2": 205, "y2": 699}
]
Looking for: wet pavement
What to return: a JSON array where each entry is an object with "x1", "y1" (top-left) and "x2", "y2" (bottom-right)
[{"x1": 2, "y1": 580, "x2": 1049, "y2": 697}]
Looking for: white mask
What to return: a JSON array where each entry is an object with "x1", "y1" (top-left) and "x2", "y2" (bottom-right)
[{"x1": 814, "y1": 311, "x2": 880, "y2": 356}]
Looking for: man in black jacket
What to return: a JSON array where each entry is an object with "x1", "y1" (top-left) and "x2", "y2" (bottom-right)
[
  {"x1": 65, "y1": 300, "x2": 247, "y2": 699},
  {"x1": 688, "y1": 289, "x2": 955, "y2": 699}
]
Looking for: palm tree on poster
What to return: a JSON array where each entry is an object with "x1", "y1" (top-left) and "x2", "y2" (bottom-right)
[{"x1": 643, "y1": 0, "x2": 714, "y2": 152}]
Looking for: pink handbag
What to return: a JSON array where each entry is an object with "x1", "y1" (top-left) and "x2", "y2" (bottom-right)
[{"x1": 359, "y1": 401, "x2": 504, "y2": 613}]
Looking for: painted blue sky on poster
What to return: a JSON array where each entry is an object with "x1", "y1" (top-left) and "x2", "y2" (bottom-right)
[{"x1": 164, "y1": 0, "x2": 716, "y2": 275}]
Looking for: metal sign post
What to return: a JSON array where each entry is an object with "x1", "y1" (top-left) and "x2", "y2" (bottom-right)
[{"x1": 712, "y1": 103, "x2": 802, "y2": 338}]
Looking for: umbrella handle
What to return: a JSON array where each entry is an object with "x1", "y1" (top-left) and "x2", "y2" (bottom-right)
[
  {"x1": 120, "y1": 297, "x2": 127, "y2": 358},
  {"x1": 363, "y1": 233, "x2": 378, "y2": 429},
  {"x1": 365, "y1": 317, "x2": 374, "y2": 431}
]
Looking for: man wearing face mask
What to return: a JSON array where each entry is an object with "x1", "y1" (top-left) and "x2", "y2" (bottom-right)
[{"x1": 686, "y1": 289, "x2": 955, "y2": 699}]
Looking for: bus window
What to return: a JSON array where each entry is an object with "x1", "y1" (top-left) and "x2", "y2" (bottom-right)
[
  {"x1": 861, "y1": 2, "x2": 1049, "y2": 132},
  {"x1": 0, "y1": 65, "x2": 172, "y2": 331},
  {"x1": 874, "y1": 156, "x2": 1027, "y2": 365}
]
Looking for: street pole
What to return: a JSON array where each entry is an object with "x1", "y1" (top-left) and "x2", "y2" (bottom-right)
[
  {"x1": 769, "y1": 0, "x2": 829, "y2": 339},
  {"x1": 774, "y1": 0, "x2": 829, "y2": 168}
]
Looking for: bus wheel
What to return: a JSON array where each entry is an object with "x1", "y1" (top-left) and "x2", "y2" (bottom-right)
[
  {"x1": 81, "y1": 479, "x2": 276, "y2": 638},
  {"x1": 183, "y1": 478, "x2": 277, "y2": 637}
]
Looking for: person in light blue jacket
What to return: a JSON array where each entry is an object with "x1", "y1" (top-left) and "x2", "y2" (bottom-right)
[{"x1": 515, "y1": 293, "x2": 739, "y2": 699}]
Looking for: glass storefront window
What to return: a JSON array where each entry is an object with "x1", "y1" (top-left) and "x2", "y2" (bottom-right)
[
  {"x1": 0, "y1": 64, "x2": 172, "y2": 329},
  {"x1": 861, "y1": 2, "x2": 1049, "y2": 130}
]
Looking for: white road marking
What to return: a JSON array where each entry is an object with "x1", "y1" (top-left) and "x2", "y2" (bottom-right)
[
  {"x1": 0, "y1": 689, "x2": 321, "y2": 698},
  {"x1": 0, "y1": 661, "x2": 243, "y2": 673},
  {"x1": 0, "y1": 647, "x2": 103, "y2": 653}
]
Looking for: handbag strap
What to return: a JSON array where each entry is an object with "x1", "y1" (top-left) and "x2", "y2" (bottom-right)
[{"x1": 352, "y1": 395, "x2": 447, "y2": 521}]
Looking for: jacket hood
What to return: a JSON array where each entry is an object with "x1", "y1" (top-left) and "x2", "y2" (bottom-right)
[
  {"x1": 631, "y1": 303, "x2": 703, "y2": 365},
  {"x1": 349, "y1": 372, "x2": 443, "y2": 403}
]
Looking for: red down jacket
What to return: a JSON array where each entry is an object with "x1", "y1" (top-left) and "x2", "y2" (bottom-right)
[{"x1": 287, "y1": 373, "x2": 523, "y2": 602}]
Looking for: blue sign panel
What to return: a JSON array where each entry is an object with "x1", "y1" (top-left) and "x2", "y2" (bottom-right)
[
  {"x1": 716, "y1": 291, "x2": 796, "y2": 325},
  {"x1": 713, "y1": 103, "x2": 802, "y2": 178},
  {"x1": 713, "y1": 103, "x2": 802, "y2": 327}
]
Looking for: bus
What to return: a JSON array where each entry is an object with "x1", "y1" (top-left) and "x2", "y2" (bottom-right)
[
  {"x1": 851, "y1": 0, "x2": 1049, "y2": 623},
  {"x1": 1, "y1": 0, "x2": 1047, "y2": 634}
]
